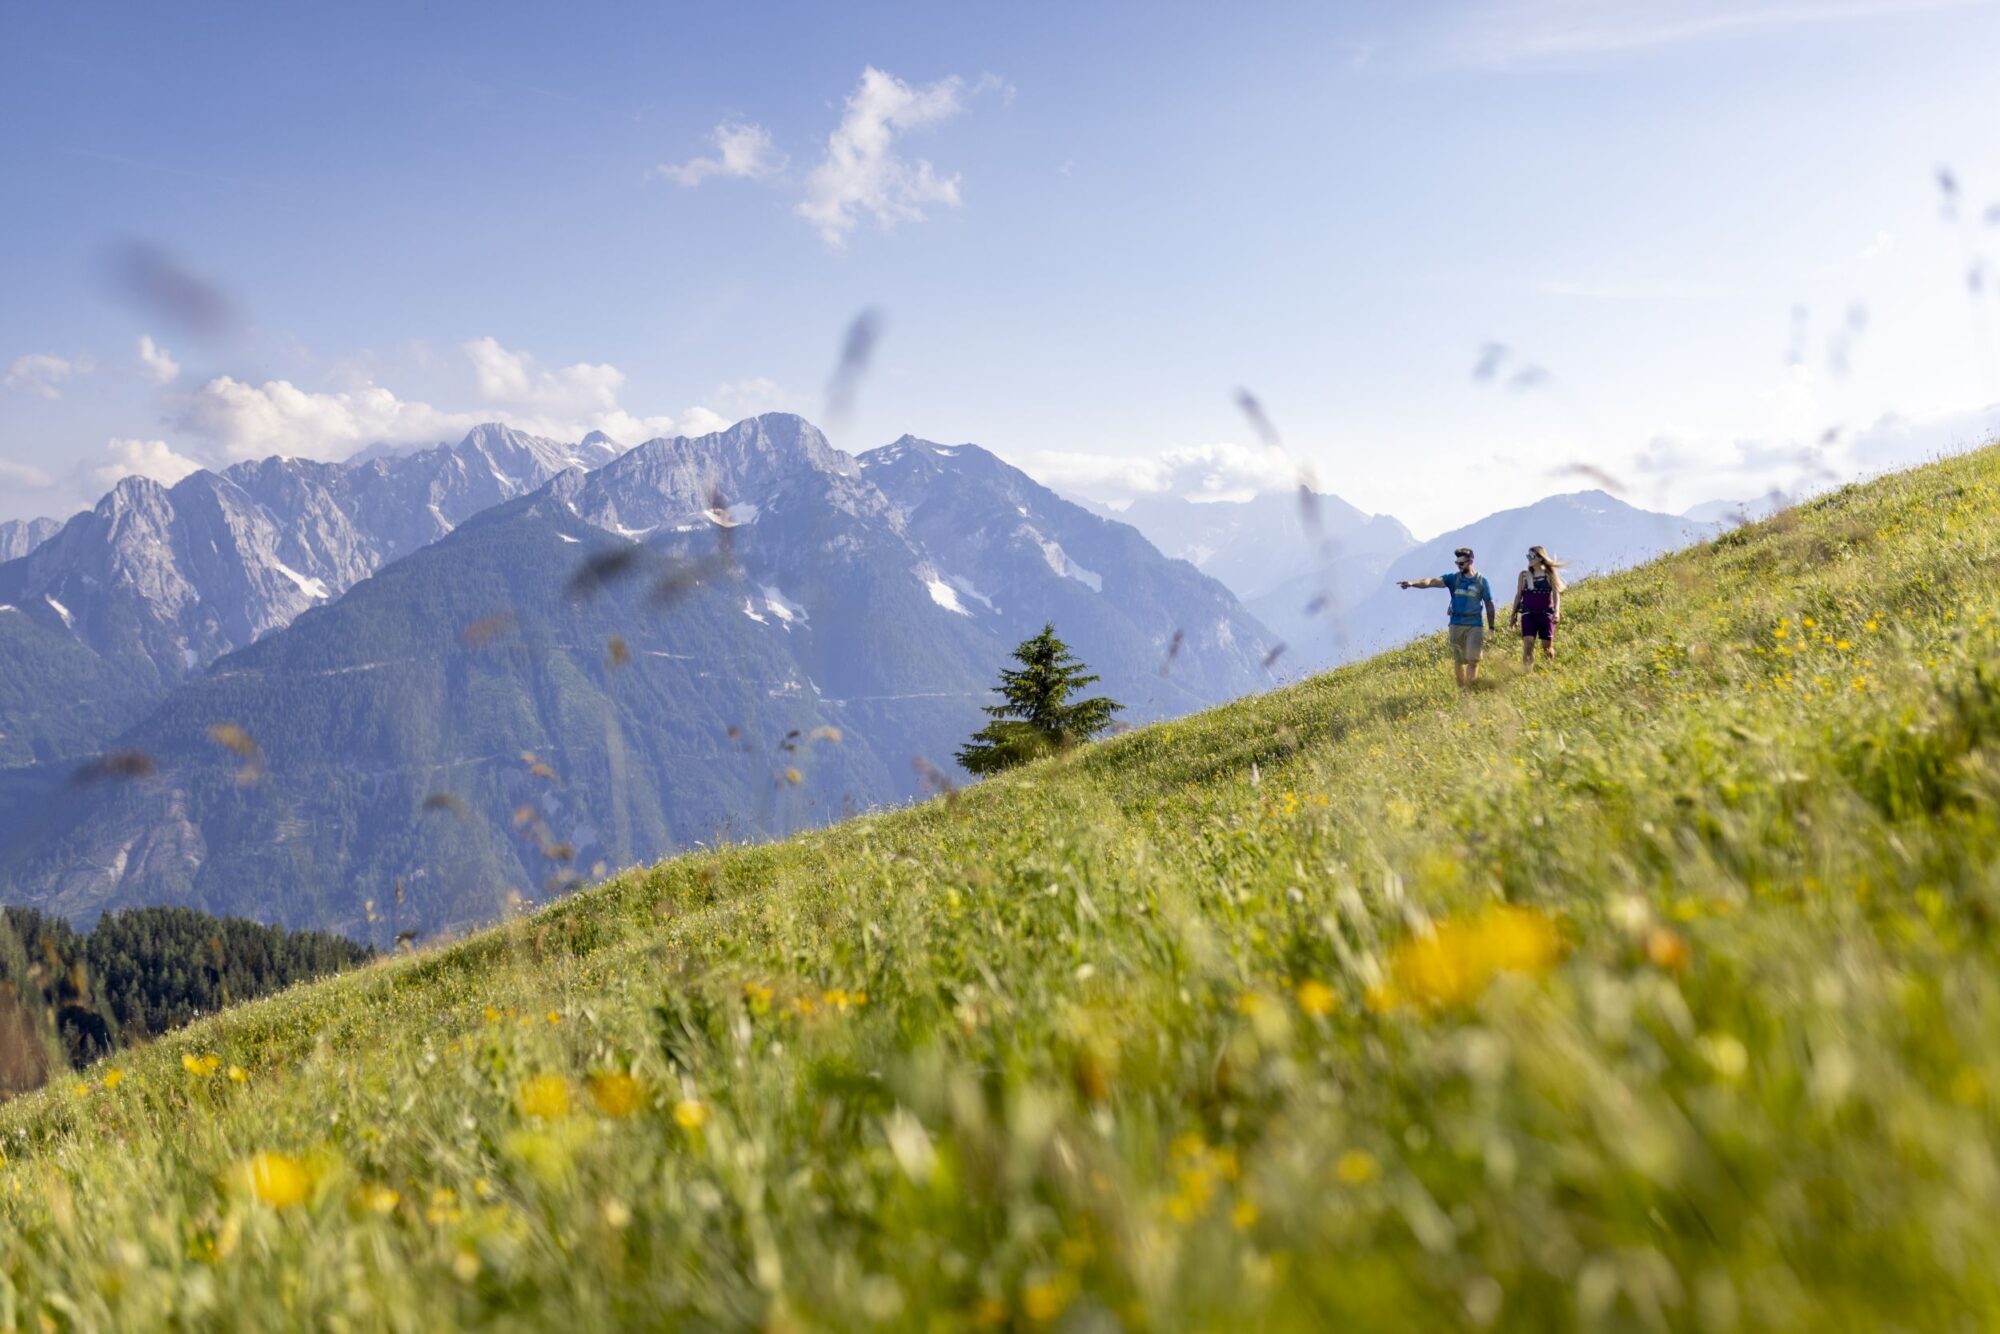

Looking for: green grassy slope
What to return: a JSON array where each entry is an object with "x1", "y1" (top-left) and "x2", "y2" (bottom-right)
[{"x1": 6, "y1": 449, "x2": 2000, "y2": 1331}]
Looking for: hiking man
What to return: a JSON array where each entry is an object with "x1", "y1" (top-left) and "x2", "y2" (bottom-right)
[{"x1": 1398, "y1": 546, "x2": 1496, "y2": 687}]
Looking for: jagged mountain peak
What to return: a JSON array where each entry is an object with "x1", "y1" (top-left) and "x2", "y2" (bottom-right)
[{"x1": 862, "y1": 436, "x2": 1000, "y2": 473}]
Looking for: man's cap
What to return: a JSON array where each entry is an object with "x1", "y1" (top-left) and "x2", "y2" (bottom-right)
[{"x1": 1454, "y1": 547, "x2": 1474, "y2": 558}]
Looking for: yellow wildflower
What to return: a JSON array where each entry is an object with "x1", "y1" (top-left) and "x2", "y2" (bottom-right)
[
  {"x1": 673, "y1": 1098, "x2": 710, "y2": 1131},
  {"x1": 1379, "y1": 906, "x2": 1559, "y2": 1009},
  {"x1": 1022, "y1": 1273, "x2": 1076, "y2": 1323},
  {"x1": 182, "y1": 1052, "x2": 221, "y2": 1077},
  {"x1": 101, "y1": 1068, "x2": 125, "y2": 1090},
  {"x1": 1296, "y1": 980, "x2": 1338, "y2": 1017},
  {"x1": 588, "y1": 1072, "x2": 643, "y2": 1119},
  {"x1": 234, "y1": 1152, "x2": 312, "y2": 1209},
  {"x1": 359, "y1": 1184, "x2": 401, "y2": 1214},
  {"x1": 228, "y1": 1065, "x2": 249, "y2": 1084},
  {"x1": 1335, "y1": 1149, "x2": 1380, "y2": 1185},
  {"x1": 70, "y1": 1082, "x2": 91, "y2": 1098},
  {"x1": 518, "y1": 1074, "x2": 572, "y2": 1120},
  {"x1": 1232, "y1": 1199, "x2": 1260, "y2": 1230}
]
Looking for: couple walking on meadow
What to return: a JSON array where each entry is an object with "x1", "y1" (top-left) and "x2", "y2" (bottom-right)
[{"x1": 1399, "y1": 545, "x2": 1565, "y2": 687}]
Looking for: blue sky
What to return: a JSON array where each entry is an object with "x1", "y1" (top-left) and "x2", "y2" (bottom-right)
[{"x1": 3, "y1": 0, "x2": 1999, "y2": 534}]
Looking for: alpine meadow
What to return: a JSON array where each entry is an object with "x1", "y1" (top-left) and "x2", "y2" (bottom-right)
[{"x1": 3, "y1": 444, "x2": 1999, "y2": 1330}]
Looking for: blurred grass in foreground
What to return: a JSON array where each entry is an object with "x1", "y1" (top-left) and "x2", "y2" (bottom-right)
[{"x1": 5, "y1": 449, "x2": 2000, "y2": 1331}]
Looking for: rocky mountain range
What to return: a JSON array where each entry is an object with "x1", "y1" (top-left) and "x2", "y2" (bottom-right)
[
  {"x1": 0, "y1": 416, "x2": 1274, "y2": 940},
  {"x1": 0, "y1": 517, "x2": 62, "y2": 562}
]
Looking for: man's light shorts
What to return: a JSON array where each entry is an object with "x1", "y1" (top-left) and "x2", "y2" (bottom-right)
[{"x1": 1449, "y1": 624, "x2": 1486, "y2": 664}]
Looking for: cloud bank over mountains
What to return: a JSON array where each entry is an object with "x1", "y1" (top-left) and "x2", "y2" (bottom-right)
[{"x1": 125, "y1": 336, "x2": 763, "y2": 480}]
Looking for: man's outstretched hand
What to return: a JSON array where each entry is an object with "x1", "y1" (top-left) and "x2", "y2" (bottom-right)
[{"x1": 1397, "y1": 580, "x2": 1411, "y2": 589}]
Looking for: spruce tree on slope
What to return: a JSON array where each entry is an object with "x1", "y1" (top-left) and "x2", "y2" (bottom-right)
[{"x1": 957, "y1": 624, "x2": 1123, "y2": 775}]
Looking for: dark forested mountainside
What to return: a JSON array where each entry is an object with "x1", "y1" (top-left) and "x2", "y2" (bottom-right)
[{"x1": 3, "y1": 905, "x2": 371, "y2": 1075}]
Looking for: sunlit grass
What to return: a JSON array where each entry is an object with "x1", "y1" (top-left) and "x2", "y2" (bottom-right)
[{"x1": 5, "y1": 449, "x2": 2000, "y2": 1328}]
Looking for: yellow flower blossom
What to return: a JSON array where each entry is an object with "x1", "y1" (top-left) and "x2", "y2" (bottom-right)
[
  {"x1": 1231, "y1": 1199, "x2": 1260, "y2": 1229},
  {"x1": 182, "y1": 1053, "x2": 221, "y2": 1077},
  {"x1": 518, "y1": 1074, "x2": 572, "y2": 1120},
  {"x1": 101, "y1": 1068, "x2": 125, "y2": 1090},
  {"x1": 234, "y1": 1152, "x2": 312, "y2": 1209},
  {"x1": 742, "y1": 981, "x2": 774, "y2": 1015},
  {"x1": 673, "y1": 1098, "x2": 710, "y2": 1130},
  {"x1": 228, "y1": 1065, "x2": 249, "y2": 1084},
  {"x1": 1377, "y1": 906, "x2": 1559, "y2": 1009},
  {"x1": 1022, "y1": 1273, "x2": 1077, "y2": 1323},
  {"x1": 1296, "y1": 980, "x2": 1338, "y2": 1017},
  {"x1": 1336, "y1": 1149, "x2": 1380, "y2": 1185},
  {"x1": 588, "y1": 1072, "x2": 643, "y2": 1119},
  {"x1": 359, "y1": 1184, "x2": 401, "y2": 1214}
]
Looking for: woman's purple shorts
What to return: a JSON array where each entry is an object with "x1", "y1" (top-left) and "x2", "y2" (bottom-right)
[{"x1": 1520, "y1": 612, "x2": 1554, "y2": 641}]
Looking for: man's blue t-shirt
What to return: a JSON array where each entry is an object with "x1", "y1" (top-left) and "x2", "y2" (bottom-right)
[{"x1": 1440, "y1": 571, "x2": 1492, "y2": 626}]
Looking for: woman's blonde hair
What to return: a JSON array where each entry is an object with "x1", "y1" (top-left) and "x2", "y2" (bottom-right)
[{"x1": 1526, "y1": 545, "x2": 1567, "y2": 592}]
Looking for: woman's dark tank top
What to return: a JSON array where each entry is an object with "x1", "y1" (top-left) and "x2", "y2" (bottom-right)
[{"x1": 1519, "y1": 572, "x2": 1554, "y2": 614}]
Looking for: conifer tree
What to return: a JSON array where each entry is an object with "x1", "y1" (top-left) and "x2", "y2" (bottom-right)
[{"x1": 957, "y1": 624, "x2": 1122, "y2": 775}]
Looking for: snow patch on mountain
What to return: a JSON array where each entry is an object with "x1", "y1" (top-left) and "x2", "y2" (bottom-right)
[
  {"x1": 1022, "y1": 528, "x2": 1103, "y2": 592},
  {"x1": 924, "y1": 575, "x2": 971, "y2": 616},
  {"x1": 944, "y1": 573, "x2": 997, "y2": 613},
  {"x1": 272, "y1": 562, "x2": 330, "y2": 600},
  {"x1": 759, "y1": 585, "x2": 807, "y2": 626},
  {"x1": 44, "y1": 595, "x2": 73, "y2": 628}
]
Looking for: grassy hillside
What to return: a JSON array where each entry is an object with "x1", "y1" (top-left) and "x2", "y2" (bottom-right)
[{"x1": 5, "y1": 448, "x2": 2000, "y2": 1330}]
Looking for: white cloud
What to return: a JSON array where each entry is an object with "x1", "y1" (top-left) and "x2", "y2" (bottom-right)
[
  {"x1": 175, "y1": 375, "x2": 475, "y2": 462},
  {"x1": 1438, "y1": 0, "x2": 1978, "y2": 68},
  {"x1": 0, "y1": 459, "x2": 55, "y2": 489},
  {"x1": 4, "y1": 353, "x2": 93, "y2": 400},
  {"x1": 464, "y1": 336, "x2": 624, "y2": 416},
  {"x1": 137, "y1": 335, "x2": 180, "y2": 385},
  {"x1": 655, "y1": 121, "x2": 784, "y2": 187},
  {"x1": 798, "y1": 67, "x2": 972, "y2": 248},
  {"x1": 1009, "y1": 440, "x2": 1302, "y2": 503},
  {"x1": 171, "y1": 338, "x2": 745, "y2": 462},
  {"x1": 94, "y1": 438, "x2": 204, "y2": 488}
]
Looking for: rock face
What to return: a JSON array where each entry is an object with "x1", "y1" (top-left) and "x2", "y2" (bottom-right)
[
  {"x1": 0, "y1": 517, "x2": 62, "y2": 562},
  {"x1": 0, "y1": 425, "x2": 620, "y2": 765},
  {"x1": 0, "y1": 415, "x2": 1278, "y2": 939}
]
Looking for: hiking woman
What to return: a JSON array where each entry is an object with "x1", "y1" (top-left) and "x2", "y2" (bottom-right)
[{"x1": 1510, "y1": 545, "x2": 1564, "y2": 670}]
